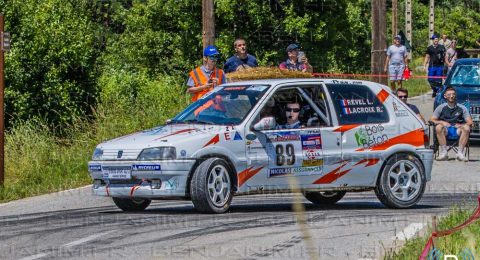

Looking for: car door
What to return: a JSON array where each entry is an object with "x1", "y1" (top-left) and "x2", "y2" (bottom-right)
[
  {"x1": 325, "y1": 83, "x2": 391, "y2": 187},
  {"x1": 244, "y1": 83, "x2": 342, "y2": 191}
]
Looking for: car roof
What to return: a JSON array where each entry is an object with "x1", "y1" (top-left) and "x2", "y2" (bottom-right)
[
  {"x1": 454, "y1": 58, "x2": 480, "y2": 65},
  {"x1": 221, "y1": 78, "x2": 381, "y2": 87}
]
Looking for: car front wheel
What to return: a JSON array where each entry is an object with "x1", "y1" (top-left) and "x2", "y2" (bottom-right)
[
  {"x1": 112, "y1": 197, "x2": 151, "y2": 212},
  {"x1": 375, "y1": 153, "x2": 426, "y2": 208},
  {"x1": 191, "y1": 158, "x2": 233, "y2": 213}
]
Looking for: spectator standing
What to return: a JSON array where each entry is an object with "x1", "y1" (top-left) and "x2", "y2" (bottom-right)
[
  {"x1": 475, "y1": 38, "x2": 480, "y2": 48},
  {"x1": 424, "y1": 34, "x2": 446, "y2": 97},
  {"x1": 186, "y1": 45, "x2": 227, "y2": 102},
  {"x1": 396, "y1": 88, "x2": 425, "y2": 123},
  {"x1": 445, "y1": 40, "x2": 458, "y2": 73},
  {"x1": 439, "y1": 34, "x2": 452, "y2": 49},
  {"x1": 430, "y1": 87, "x2": 472, "y2": 161},
  {"x1": 384, "y1": 35, "x2": 408, "y2": 90},
  {"x1": 223, "y1": 38, "x2": 258, "y2": 73},
  {"x1": 279, "y1": 44, "x2": 313, "y2": 73}
]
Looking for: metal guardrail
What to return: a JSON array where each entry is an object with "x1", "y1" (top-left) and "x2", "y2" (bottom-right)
[{"x1": 465, "y1": 49, "x2": 480, "y2": 58}]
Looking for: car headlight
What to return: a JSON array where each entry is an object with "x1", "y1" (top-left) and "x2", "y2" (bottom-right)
[
  {"x1": 137, "y1": 147, "x2": 176, "y2": 160},
  {"x1": 92, "y1": 148, "x2": 103, "y2": 160}
]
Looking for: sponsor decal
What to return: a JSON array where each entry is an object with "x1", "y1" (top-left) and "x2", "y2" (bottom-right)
[
  {"x1": 132, "y1": 164, "x2": 161, "y2": 171},
  {"x1": 269, "y1": 166, "x2": 322, "y2": 177},
  {"x1": 267, "y1": 131, "x2": 300, "y2": 142},
  {"x1": 393, "y1": 101, "x2": 409, "y2": 117},
  {"x1": 354, "y1": 124, "x2": 389, "y2": 149},
  {"x1": 180, "y1": 150, "x2": 187, "y2": 157},
  {"x1": 303, "y1": 149, "x2": 322, "y2": 160},
  {"x1": 234, "y1": 131, "x2": 243, "y2": 140},
  {"x1": 224, "y1": 86, "x2": 246, "y2": 91},
  {"x1": 331, "y1": 79, "x2": 363, "y2": 85},
  {"x1": 339, "y1": 98, "x2": 384, "y2": 115},
  {"x1": 301, "y1": 134, "x2": 322, "y2": 150},
  {"x1": 89, "y1": 165, "x2": 102, "y2": 172},
  {"x1": 302, "y1": 159, "x2": 323, "y2": 167}
]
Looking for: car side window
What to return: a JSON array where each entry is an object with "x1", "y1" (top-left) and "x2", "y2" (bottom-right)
[{"x1": 326, "y1": 84, "x2": 389, "y2": 125}]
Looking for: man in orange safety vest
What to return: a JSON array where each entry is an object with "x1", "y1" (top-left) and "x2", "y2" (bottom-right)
[{"x1": 186, "y1": 45, "x2": 227, "y2": 102}]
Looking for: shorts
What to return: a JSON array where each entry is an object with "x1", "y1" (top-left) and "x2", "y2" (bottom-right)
[
  {"x1": 443, "y1": 126, "x2": 461, "y2": 139},
  {"x1": 427, "y1": 66, "x2": 443, "y2": 84},
  {"x1": 388, "y1": 64, "x2": 405, "y2": 81}
]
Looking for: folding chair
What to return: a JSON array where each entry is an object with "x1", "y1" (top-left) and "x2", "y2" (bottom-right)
[{"x1": 429, "y1": 121, "x2": 470, "y2": 161}]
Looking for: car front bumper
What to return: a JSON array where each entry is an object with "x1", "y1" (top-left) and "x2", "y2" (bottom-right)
[{"x1": 88, "y1": 160, "x2": 196, "y2": 198}]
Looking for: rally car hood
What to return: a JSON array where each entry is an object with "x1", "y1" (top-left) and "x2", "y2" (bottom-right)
[{"x1": 100, "y1": 124, "x2": 223, "y2": 149}]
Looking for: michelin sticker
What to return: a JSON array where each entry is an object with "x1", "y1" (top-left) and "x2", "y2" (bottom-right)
[{"x1": 132, "y1": 165, "x2": 161, "y2": 171}]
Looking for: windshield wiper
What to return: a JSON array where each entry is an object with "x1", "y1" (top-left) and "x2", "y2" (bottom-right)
[{"x1": 182, "y1": 119, "x2": 216, "y2": 125}]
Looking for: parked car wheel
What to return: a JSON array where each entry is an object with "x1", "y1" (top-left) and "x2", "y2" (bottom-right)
[
  {"x1": 303, "y1": 191, "x2": 346, "y2": 205},
  {"x1": 112, "y1": 197, "x2": 151, "y2": 212},
  {"x1": 375, "y1": 153, "x2": 426, "y2": 208},
  {"x1": 191, "y1": 158, "x2": 233, "y2": 213}
]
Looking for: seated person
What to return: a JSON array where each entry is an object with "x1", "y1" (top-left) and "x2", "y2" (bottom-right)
[
  {"x1": 277, "y1": 101, "x2": 302, "y2": 129},
  {"x1": 253, "y1": 98, "x2": 277, "y2": 130},
  {"x1": 430, "y1": 87, "x2": 473, "y2": 161}
]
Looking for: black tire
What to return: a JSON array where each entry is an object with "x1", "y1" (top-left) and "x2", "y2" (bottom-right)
[
  {"x1": 304, "y1": 191, "x2": 346, "y2": 205},
  {"x1": 374, "y1": 153, "x2": 426, "y2": 208},
  {"x1": 190, "y1": 158, "x2": 233, "y2": 213},
  {"x1": 112, "y1": 197, "x2": 151, "y2": 212}
]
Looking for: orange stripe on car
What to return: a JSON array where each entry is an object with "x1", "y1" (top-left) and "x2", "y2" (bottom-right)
[
  {"x1": 354, "y1": 158, "x2": 380, "y2": 167},
  {"x1": 238, "y1": 166, "x2": 265, "y2": 187},
  {"x1": 334, "y1": 124, "x2": 361, "y2": 133},
  {"x1": 377, "y1": 89, "x2": 390, "y2": 104},
  {"x1": 313, "y1": 161, "x2": 350, "y2": 184},
  {"x1": 356, "y1": 128, "x2": 424, "y2": 152}
]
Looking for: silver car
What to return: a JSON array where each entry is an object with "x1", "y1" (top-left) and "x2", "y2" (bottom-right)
[{"x1": 88, "y1": 79, "x2": 433, "y2": 213}]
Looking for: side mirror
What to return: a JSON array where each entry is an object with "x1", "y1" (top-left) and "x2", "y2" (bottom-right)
[{"x1": 252, "y1": 117, "x2": 277, "y2": 131}]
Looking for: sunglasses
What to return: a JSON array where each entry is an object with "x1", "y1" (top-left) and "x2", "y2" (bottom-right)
[
  {"x1": 445, "y1": 94, "x2": 456, "y2": 97},
  {"x1": 285, "y1": 107, "x2": 301, "y2": 112},
  {"x1": 398, "y1": 95, "x2": 408, "y2": 99}
]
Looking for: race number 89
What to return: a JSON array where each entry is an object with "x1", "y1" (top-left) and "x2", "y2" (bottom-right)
[{"x1": 275, "y1": 144, "x2": 295, "y2": 166}]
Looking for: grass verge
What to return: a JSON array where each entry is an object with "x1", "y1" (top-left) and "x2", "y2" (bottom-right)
[
  {"x1": 0, "y1": 75, "x2": 188, "y2": 203},
  {"x1": 386, "y1": 205, "x2": 480, "y2": 259}
]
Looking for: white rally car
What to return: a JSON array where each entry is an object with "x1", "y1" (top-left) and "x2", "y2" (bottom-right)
[{"x1": 88, "y1": 79, "x2": 433, "y2": 213}]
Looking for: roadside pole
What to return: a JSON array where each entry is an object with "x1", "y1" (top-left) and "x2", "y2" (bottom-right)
[
  {"x1": 371, "y1": 0, "x2": 387, "y2": 85},
  {"x1": 0, "y1": 15, "x2": 4, "y2": 186},
  {"x1": 202, "y1": 0, "x2": 215, "y2": 50}
]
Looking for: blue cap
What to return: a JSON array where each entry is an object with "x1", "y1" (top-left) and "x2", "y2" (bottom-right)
[
  {"x1": 203, "y1": 45, "x2": 220, "y2": 57},
  {"x1": 286, "y1": 43, "x2": 300, "y2": 52},
  {"x1": 394, "y1": 35, "x2": 401, "y2": 40},
  {"x1": 431, "y1": 34, "x2": 439, "y2": 40}
]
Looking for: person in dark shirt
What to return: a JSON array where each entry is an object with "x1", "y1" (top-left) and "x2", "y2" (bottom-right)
[
  {"x1": 396, "y1": 88, "x2": 425, "y2": 123},
  {"x1": 424, "y1": 34, "x2": 446, "y2": 97},
  {"x1": 223, "y1": 38, "x2": 258, "y2": 73},
  {"x1": 430, "y1": 87, "x2": 472, "y2": 161}
]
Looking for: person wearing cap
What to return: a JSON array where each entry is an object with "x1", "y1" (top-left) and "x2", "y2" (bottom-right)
[
  {"x1": 424, "y1": 34, "x2": 446, "y2": 97},
  {"x1": 279, "y1": 44, "x2": 313, "y2": 73},
  {"x1": 384, "y1": 35, "x2": 408, "y2": 90},
  {"x1": 223, "y1": 38, "x2": 258, "y2": 73},
  {"x1": 186, "y1": 45, "x2": 227, "y2": 102}
]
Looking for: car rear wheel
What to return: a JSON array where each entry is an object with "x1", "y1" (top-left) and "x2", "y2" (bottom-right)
[
  {"x1": 375, "y1": 153, "x2": 426, "y2": 208},
  {"x1": 303, "y1": 191, "x2": 346, "y2": 205},
  {"x1": 191, "y1": 158, "x2": 233, "y2": 213},
  {"x1": 112, "y1": 197, "x2": 151, "y2": 212}
]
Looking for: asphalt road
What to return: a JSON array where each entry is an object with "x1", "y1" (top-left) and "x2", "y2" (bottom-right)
[{"x1": 0, "y1": 92, "x2": 479, "y2": 260}]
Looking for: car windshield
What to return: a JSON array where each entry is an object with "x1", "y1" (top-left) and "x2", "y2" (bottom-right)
[
  {"x1": 449, "y1": 64, "x2": 480, "y2": 86},
  {"x1": 170, "y1": 85, "x2": 269, "y2": 125}
]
